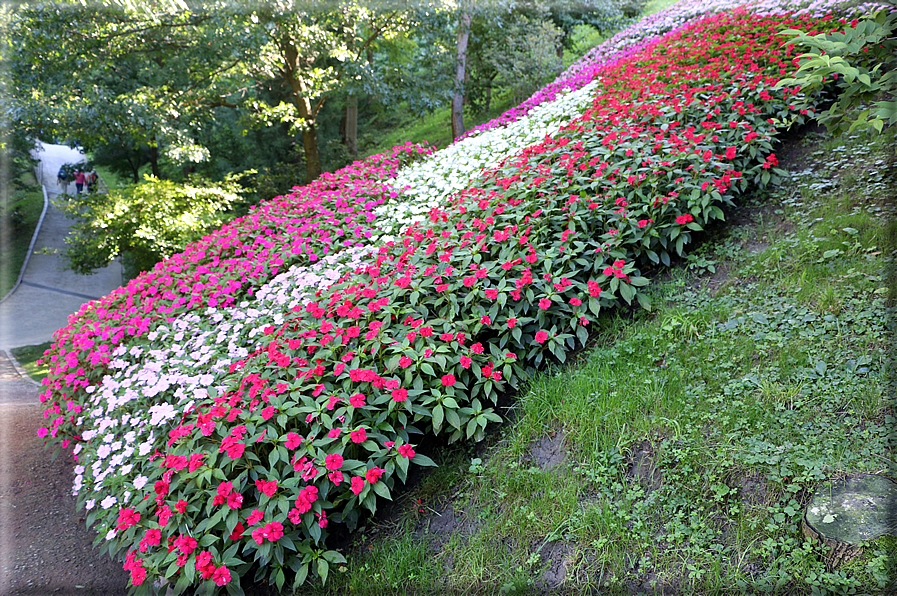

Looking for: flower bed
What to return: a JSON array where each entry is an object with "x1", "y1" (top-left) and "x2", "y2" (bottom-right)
[{"x1": 36, "y1": 6, "x2": 856, "y2": 595}]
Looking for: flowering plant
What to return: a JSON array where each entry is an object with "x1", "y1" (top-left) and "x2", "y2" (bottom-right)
[{"x1": 34, "y1": 5, "x2": 860, "y2": 595}]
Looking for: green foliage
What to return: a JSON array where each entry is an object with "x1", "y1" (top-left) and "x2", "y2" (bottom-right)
[
  {"x1": 58, "y1": 175, "x2": 244, "y2": 278},
  {"x1": 482, "y1": 16, "x2": 564, "y2": 105},
  {"x1": 777, "y1": 10, "x2": 897, "y2": 136}
]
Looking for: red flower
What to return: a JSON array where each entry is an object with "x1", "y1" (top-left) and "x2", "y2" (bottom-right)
[
  {"x1": 229, "y1": 522, "x2": 245, "y2": 540},
  {"x1": 365, "y1": 467, "x2": 385, "y2": 484},
  {"x1": 535, "y1": 331, "x2": 549, "y2": 344},
  {"x1": 675, "y1": 214, "x2": 694, "y2": 225},
  {"x1": 470, "y1": 342, "x2": 484, "y2": 354},
  {"x1": 212, "y1": 565, "x2": 231, "y2": 587},
  {"x1": 392, "y1": 387, "x2": 408, "y2": 402},
  {"x1": 175, "y1": 499, "x2": 188, "y2": 514},
  {"x1": 398, "y1": 444, "x2": 415, "y2": 458},
  {"x1": 507, "y1": 318, "x2": 517, "y2": 328},
  {"x1": 247, "y1": 509, "x2": 264, "y2": 525},
  {"x1": 480, "y1": 315, "x2": 491, "y2": 325},
  {"x1": 538, "y1": 298, "x2": 552, "y2": 310},
  {"x1": 325, "y1": 453, "x2": 344, "y2": 471},
  {"x1": 350, "y1": 427, "x2": 367, "y2": 443},
  {"x1": 398, "y1": 356, "x2": 413, "y2": 368},
  {"x1": 441, "y1": 374, "x2": 456, "y2": 387},
  {"x1": 351, "y1": 476, "x2": 365, "y2": 495},
  {"x1": 116, "y1": 508, "x2": 140, "y2": 531},
  {"x1": 459, "y1": 356, "x2": 472, "y2": 369}
]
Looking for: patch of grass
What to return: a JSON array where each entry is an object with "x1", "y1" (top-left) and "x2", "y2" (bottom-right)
[
  {"x1": 1, "y1": 172, "x2": 44, "y2": 297},
  {"x1": 363, "y1": 92, "x2": 517, "y2": 157},
  {"x1": 10, "y1": 341, "x2": 54, "y2": 382},
  {"x1": 304, "y1": 123, "x2": 897, "y2": 594}
]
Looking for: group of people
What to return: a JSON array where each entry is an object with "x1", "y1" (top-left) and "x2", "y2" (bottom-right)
[{"x1": 57, "y1": 167, "x2": 98, "y2": 195}]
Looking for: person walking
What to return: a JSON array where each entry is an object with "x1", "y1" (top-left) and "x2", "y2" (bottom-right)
[
  {"x1": 74, "y1": 169, "x2": 87, "y2": 195},
  {"x1": 57, "y1": 166, "x2": 69, "y2": 195}
]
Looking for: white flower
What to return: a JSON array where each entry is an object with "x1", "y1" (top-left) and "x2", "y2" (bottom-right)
[
  {"x1": 133, "y1": 475, "x2": 148, "y2": 490},
  {"x1": 105, "y1": 529, "x2": 117, "y2": 541},
  {"x1": 85, "y1": 499, "x2": 95, "y2": 510},
  {"x1": 100, "y1": 495, "x2": 117, "y2": 509}
]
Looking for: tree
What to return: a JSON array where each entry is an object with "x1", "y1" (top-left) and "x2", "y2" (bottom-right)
[
  {"x1": 57, "y1": 174, "x2": 245, "y2": 278},
  {"x1": 8, "y1": 3, "x2": 264, "y2": 178}
]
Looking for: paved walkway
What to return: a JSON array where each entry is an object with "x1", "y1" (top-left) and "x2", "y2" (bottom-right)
[
  {"x1": 0, "y1": 144, "x2": 131, "y2": 594},
  {"x1": 0, "y1": 143, "x2": 123, "y2": 353}
]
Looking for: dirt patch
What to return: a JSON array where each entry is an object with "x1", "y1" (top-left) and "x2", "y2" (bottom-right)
[
  {"x1": 413, "y1": 501, "x2": 478, "y2": 556},
  {"x1": 627, "y1": 440, "x2": 663, "y2": 493},
  {"x1": 736, "y1": 473, "x2": 770, "y2": 508},
  {"x1": 534, "y1": 540, "x2": 575, "y2": 592},
  {"x1": 528, "y1": 429, "x2": 568, "y2": 471}
]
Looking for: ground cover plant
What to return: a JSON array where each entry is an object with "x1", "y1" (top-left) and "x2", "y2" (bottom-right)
[
  {"x1": 311, "y1": 113, "x2": 897, "y2": 595},
  {"x1": 32, "y1": 1, "x2": 891, "y2": 594}
]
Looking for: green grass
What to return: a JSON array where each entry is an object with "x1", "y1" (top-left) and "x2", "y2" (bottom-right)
[
  {"x1": 303, "y1": 124, "x2": 897, "y2": 595},
  {"x1": 363, "y1": 92, "x2": 518, "y2": 157},
  {"x1": 1, "y1": 172, "x2": 44, "y2": 297},
  {"x1": 10, "y1": 341, "x2": 54, "y2": 382}
]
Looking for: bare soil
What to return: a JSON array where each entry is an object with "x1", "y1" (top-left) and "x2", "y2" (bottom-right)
[{"x1": 0, "y1": 352, "x2": 129, "y2": 595}]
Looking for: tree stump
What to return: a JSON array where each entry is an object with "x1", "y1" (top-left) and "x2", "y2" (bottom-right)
[{"x1": 802, "y1": 474, "x2": 897, "y2": 569}]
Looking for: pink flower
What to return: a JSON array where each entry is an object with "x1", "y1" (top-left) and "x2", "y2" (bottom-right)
[
  {"x1": 441, "y1": 374, "x2": 456, "y2": 387},
  {"x1": 247, "y1": 509, "x2": 264, "y2": 525},
  {"x1": 325, "y1": 453, "x2": 344, "y2": 471},
  {"x1": 675, "y1": 213, "x2": 694, "y2": 225},
  {"x1": 351, "y1": 476, "x2": 365, "y2": 495},
  {"x1": 350, "y1": 427, "x2": 367, "y2": 443},
  {"x1": 261, "y1": 406, "x2": 276, "y2": 420},
  {"x1": 212, "y1": 565, "x2": 231, "y2": 587},
  {"x1": 587, "y1": 281, "x2": 601, "y2": 297},
  {"x1": 535, "y1": 331, "x2": 549, "y2": 344},
  {"x1": 329, "y1": 470, "x2": 344, "y2": 485},
  {"x1": 480, "y1": 315, "x2": 491, "y2": 325},
  {"x1": 539, "y1": 298, "x2": 552, "y2": 310},
  {"x1": 485, "y1": 288, "x2": 498, "y2": 299},
  {"x1": 470, "y1": 343, "x2": 484, "y2": 354},
  {"x1": 174, "y1": 533, "x2": 198, "y2": 555},
  {"x1": 391, "y1": 387, "x2": 408, "y2": 402},
  {"x1": 328, "y1": 427, "x2": 341, "y2": 438},
  {"x1": 507, "y1": 318, "x2": 517, "y2": 328},
  {"x1": 264, "y1": 522, "x2": 284, "y2": 542},
  {"x1": 570, "y1": 298, "x2": 582, "y2": 306},
  {"x1": 116, "y1": 508, "x2": 140, "y2": 531},
  {"x1": 175, "y1": 499, "x2": 188, "y2": 514},
  {"x1": 226, "y1": 491, "x2": 243, "y2": 510},
  {"x1": 398, "y1": 356, "x2": 413, "y2": 368},
  {"x1": 188, "y1": 452, "x2": 205, "y2": 472},
  {"x1": 255, "y1": 479, "x2": 277, "y2": 497},
  {"x1": 459, "y1": 356, "x2": 472, "y2": 369},
  {"x1": 348, "y1": 393, "x2": 366, "y2": 407},
  {"x1": 284, "y1": 432, "x2": 302, "y2": 449},
  {"x1": 365, "y1": 467, "x2": 385, "y2": 484},
  {"x1": 398, "y1": 444, "x2": 415, "y2": 458}
]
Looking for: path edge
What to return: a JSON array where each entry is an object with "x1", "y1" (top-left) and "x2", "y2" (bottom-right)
[{"x1": 0, "y1": 180, "x2": 50, "y2": 305}]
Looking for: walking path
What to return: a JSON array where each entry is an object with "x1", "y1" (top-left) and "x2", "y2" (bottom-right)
[
  {"x1": 0, "y1": 143, "x2": 130, "y2": 595},
  {"x1": 0, "y1": 143, "x2": 123, "y2": 353}
]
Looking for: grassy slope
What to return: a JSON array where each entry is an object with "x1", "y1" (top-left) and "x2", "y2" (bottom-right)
[
  {"x1": 1, "y1": 172, "x2": 44, "y2": 297},
  {"x1": 305, "y1": 123, "x2": 897, "y2": 594}
]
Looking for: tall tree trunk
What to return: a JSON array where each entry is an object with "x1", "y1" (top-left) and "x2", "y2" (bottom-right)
[
  {"x1": 452, "y1": 10, "x2": 471, "y2": 141},
  {"x1": 149, "y1": 140, "x2": 160, "y2": 178},
  {"x1": 346, "y1": 93, "x2": 358, "y2": 158},
  {"x1": 281, "y1": 38, "x2": 323, "y2": 183}
]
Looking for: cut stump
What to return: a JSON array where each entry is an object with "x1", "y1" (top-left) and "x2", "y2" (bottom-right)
[{"x1": 802, "y1": 473, "x2": 897, "y2": 568}]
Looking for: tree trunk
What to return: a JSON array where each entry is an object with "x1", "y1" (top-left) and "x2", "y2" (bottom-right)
[
  {"x1": 149, "y1": 140, "x2": 160, "y2": 178},
  {"x1": 281, "y1": 37, "x2": 323, "y2": 183},
  {"x1": 346, "y1": 93, "x2": 358, "y2": 158},
  {"x1": 452, "y1": 10, "x2": 471, "y2": 141}
]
